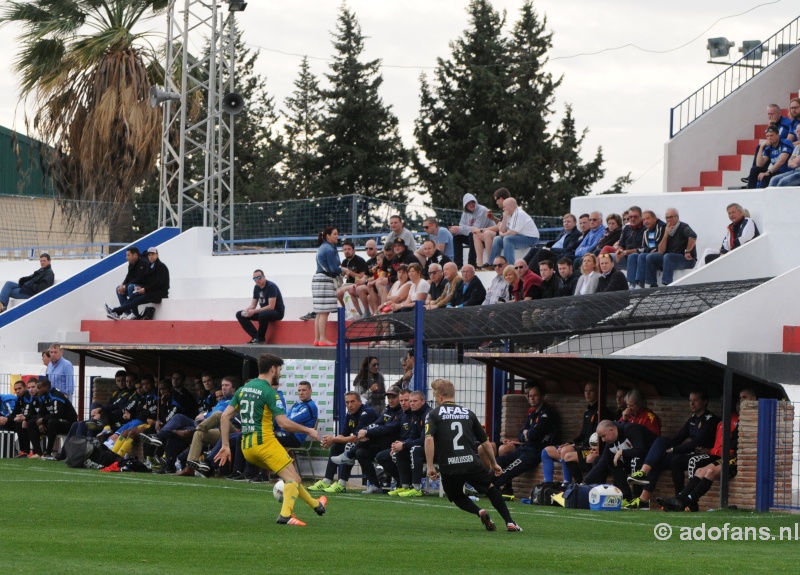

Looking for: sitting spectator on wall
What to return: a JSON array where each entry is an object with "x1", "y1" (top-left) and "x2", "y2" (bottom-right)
[
  {"x1": 574, "y1": 254, "x2": 600, "y2": 296},
  {"x1": 482, "y1": 257, "x2": 508, "y2": 306},
  {"x1": 596, "y1": 253, "x2": 629, "y2": 293},
  {"x1": 513, "y1": 259, "x2": 543, "y2": 301},
  {"x1": 448, "y1": 265, "x2": 486, "y2": 307},
  {"x1": 702, "y1": 203, "x2": 760, "y2": 265},
  {"x1": 619, "y1": 389, "x2": 662, "y2": 435},
  {"x1": 769, "y1": 123, "x2": 800, "y2": 187},
  {"x1": 573, "y1": 212, "x2": 606, "y2": 260},
  {"x1": 390, "y1": 263, "x2": 429, "y2": 313},
  {"x1": 417, "y1": 217, "x2": 454, "y2": 263},
  {"x1": 424, "y1": 264, "x2": 446, "y2": 308},
  {"x1": 385, "y1": 214, "x2": 417, "y2": 252},
  {"x1": 489, "y1": 197, "x2": 540, "y2": 265},
  {"x1": 538, "y1": 260, "x2": 559, "y2": 299},
  {"x1": 747, "y1": 123, "x2": 794, "y2": 188},
  {"x1": 234, "y1": 269, "x2": 285, "y2": 344},
  {"x1": 449, "y1": 192, "x2": 495, "y2": 270},
  {"x1": 106, "y1": 247, "x2": 170, "y2": 320},
  {"x1": 470, "y1": 188, "x2": 510, "y2": 270},
  {"x1": 556, "y1": 258, "x2": 578, "y2": 297},
  {"x1": 387, "y1": 239, "x2": 420, "y2": 285},
  {"x1": 644, "y1": 208, "x2": 697, "y2": 287},
  {"x1": 594, "y1": 213, "x2": 623, "y2": 255},
  {"x1": 524, "y1": 213, "x2": 582, "y2": 269},
  {"x1": 353, "y1": 240, "x2": 380, "y2": 316},
  {"x1": 420, "y1": 239, "x2": 451, "y2": 279},
  {"x1": 114, "y1": 247, "x2": 149, "y2": 310},
  {"x1": 377, "y1": 265, "x2": 411, "y2": 314},
  {"x1": 336, "y1": 239, "x2": 368, "y2": 318},
  {"x1": 426, "y1": 262, "x2": 460, "y2": 309},
  {"x1": 626, "y1": 210, "x2": 665, "y2": 289},
  {"x1": 614, "y1": 206, "x2": 645, "y2": 270},
  {"x1": 0, "y1": 253, "x2": 54, "y2": 313}
]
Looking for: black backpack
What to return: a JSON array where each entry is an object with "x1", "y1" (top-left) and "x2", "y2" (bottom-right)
[
  {"x1": 531, "y1": 481, "x2": 566, "y2": 506},
  {"x1": 141, "y1": 306, "x2": 156, "y2": 320}
]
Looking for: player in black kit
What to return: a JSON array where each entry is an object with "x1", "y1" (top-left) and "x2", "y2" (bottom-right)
[{"x1": 425, "y1": 379, "x2": 522, "y2": 532}]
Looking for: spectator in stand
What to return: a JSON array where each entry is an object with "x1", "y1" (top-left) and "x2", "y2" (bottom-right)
[
  {"x1": 788, "y1": 98, "x2": 800, "y2": 136},
  {"x1": 236, "y1": 269, "x2": 285, "y2": 344},
  {"x1": 573, "y1": 212, "x2": 606, "y2": 260},
  {"x1": 354, "y1": 357, "x2": 386, "y2": 415},
  {"x1": 416, "y1": 217, "x2": 454, "y2": 263},
  {"x1": 425, "y1": 264, "x2": 447, "y2": 308},
  {"x1": 622, "y1": 210, "x2": 630, "y2": 225},
  {"x1": 769, "y1": 123, "x2": 800, "y2": 187},
  {"x1": 620, "y1": 389, "x2": 662, "y2": 435},
  {"x1": 312, "y1": 227, "x2": 340, "y2": 347},
  {"x1": 30, "y1": 378, "x2": 78, "y2": 459},
  {"x1": 470, "y1": 188, "x2": 510, "y2": 270},
  {"x1": 502, "y1": 266, "x2": 521, "y2": 302},
  {"x1": 420, "y1": 239, "x2": 451, "y2": 279},
  {"x1": 353, "y1": 240, "x2": 380, "y2": 316},
  {"x1": 377, "y1": 265, "x2": 411, "y2": 314},
  {"x1": 47, "y1": 343, "x2": 75, "y2": 400},
  {"x1": 524, "y1": 213, "x2": 582, "y2": 268},
  {"x1": 363, "y1": 246, "x2": 390, "y2": 314},
  {"x1": 387, "y1": 239, "x2": 420, "y2": 285},
  {"x1": 556, "y1": 257, "x2": 578, "y2": 297},
  {"x1": 427, "y1": 262, "x2": 460, "y2": 309},
  {"x1": 644, "y1": 208, "x2": 697, "y2": 287},
  {"x1": 747, "y1": 123, "x2": 794, "y2": 188},
  {"x1": 574, "y1": 254, "x2": 600, "y2": 296},
  {"x1": 482, "y1": 257, "x2": 508, "y2": 306},
  {"x1": 106, "y1": 247, "x2": 170, "y2": 320},
  {"x1": 385, "y1": 214, "x2": 417, "y2": 252},
  {"x1": 114, "y1": 247, "x2": 149, "y2": 309},
  {"x1": 0, "y1": 253, "x2": 55, "y2": 313},
  {"x1": 336, "y1": 239, "x2": 368, "y2": 318},
  {"x1": 513, "y1": 259, "x2": 543, "y2": 301},
  {"x1": 448, "y1": 265, "x2": 486, "y2": 307},
  {"x1": 538, "y1": 260, "x2": 559, "y2": 299},
  {"x1": 391, "y1": 263, "x2": 429, "y2": 313},
  {"x1": 702, "y1": 203, "x2": 760, "y2": 265},
  {"x1": 614, "y1": 206, "x2": 645, "y2": 270},
  {"x1": 575, "y1": 214, "x2": 591, "y2": 243},
  {"x1": 449, "y1": 193, "x2": 495, "y2": 270},
  {"x1": 626, "y1": 210, "x2": 665, "y2": 289},
  {"x1": 489, "y1": 197, "x2": 540, "y2": 265},
  {"x1": 597, "y1": 253, "x2": 629, "y2": 293},
  {"x1": 595, "y1": 214, "x2": 623, "y2": 255}
]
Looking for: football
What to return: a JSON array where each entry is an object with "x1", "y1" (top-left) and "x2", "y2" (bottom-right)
[{"x1": 273, "y1": 479, "x2": 285, "y2": 502}]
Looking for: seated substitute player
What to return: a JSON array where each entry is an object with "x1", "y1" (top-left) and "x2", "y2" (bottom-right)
[
  {"x1": 619, "y1": 389, "x2": 661, "y2": 435},
  {"x1": 308, "y1": 391, "x2": 378, "y2": 494},
  {"x1": 541, "y1": 381, "x2": 611, "y2": 483},
  {"x1": 214, "y1": 353, "x2": 327, "y2": 526},
  {"x1": 626, "y1": 390, "x2": 720, "y2": 506},
  {"x1": 425, "y1": 378, "x2": 522, "y2": 532},
  {"x1": 384, "y1": 390, "x2": 431, "y2": 497},
  {"x1": 29, "y1": 378, "x2": 78, "y2": 459}
]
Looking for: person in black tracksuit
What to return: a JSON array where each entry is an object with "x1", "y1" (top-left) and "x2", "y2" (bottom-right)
[
  {"x1": 388, "y1": 391, "x2": 431, "y2": 494},
  {"x1": 29, "y1": 379, "x2": 77, "y2": 458}
]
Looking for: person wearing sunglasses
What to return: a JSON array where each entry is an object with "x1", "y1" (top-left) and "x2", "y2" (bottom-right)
[{"x1": 236, "y1": 269, "x2": 285, "y2": 344}]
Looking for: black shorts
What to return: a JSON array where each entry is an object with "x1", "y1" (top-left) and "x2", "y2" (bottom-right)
[
  {"x1": 688, "y1": 454, "x2": 739, "y2": 479},
  {"x1": 441, "y1": 470, "x2": 493, "y2": 502},
  {"x1": 576, "y1": 447, "x2": 592, "y2": 474}
]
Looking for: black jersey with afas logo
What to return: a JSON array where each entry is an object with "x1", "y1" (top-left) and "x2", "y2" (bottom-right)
[{"x1": 425, "y1": 402, "x2": 487, "y2": 475}]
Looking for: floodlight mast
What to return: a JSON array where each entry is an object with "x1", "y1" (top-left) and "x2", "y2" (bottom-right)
[{"x1": 157, "y1": 0, "x2": 239, "y2": 252}]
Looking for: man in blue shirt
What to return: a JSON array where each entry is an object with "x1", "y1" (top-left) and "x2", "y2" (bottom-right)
[
  {"x1": 573, "y1": 212, "x2": 607, "y2": 259},
  {"x1": 46, "y1": 344, "x2": 75, "y2": 400},
  {"x1": 275, "y1": 380, "x2": 319, "y2": 449},
  {"x1": 418, "y1": 217, "x2": 454, "y2": 261},
  {"x1": 235, "y1": 269, "x2": 285, "y2": 344},
  {"x1": 747, "y1": 123, "x2": 794, "y2": 188}
]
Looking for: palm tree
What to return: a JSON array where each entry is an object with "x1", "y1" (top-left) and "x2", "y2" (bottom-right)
[{"x1": 0, "y1": 0, "x2": 168, "y2": 239}]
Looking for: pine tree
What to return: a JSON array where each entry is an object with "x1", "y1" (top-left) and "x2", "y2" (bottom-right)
[
  {"x1": 414, "y1": 0, "x2": 509, "y2": 209},
  {"x1": 316, "y1": 6, "x2": 408, "y2": 200},
  {"x1": 282, "y1": 57, "x2": 324, "y2": 200}
]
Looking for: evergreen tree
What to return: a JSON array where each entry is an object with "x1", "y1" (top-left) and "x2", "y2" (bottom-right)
[
  {"x1": 414, "y1": 0, "x2": 509, "y2": 209},
  {"x1": 601, "y1": 172, "x2": 633, "y2": 195},
  {"x1": 281, "y1": 56, "x2": 324, "y2": 200},
  {"x1": 316, "y1": 5, "x2": 408, "y2": 200},
  {"x1": 548, "y1": 104, "x2": 605, "y2": 213}
]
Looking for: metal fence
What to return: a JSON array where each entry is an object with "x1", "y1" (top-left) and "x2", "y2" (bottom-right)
[
  {"x1": 772, "y1": 399, "x2": 800, "y2": 511},
  {"x1": 670, "y1": 16, "x2": 800, "y2": 138}
]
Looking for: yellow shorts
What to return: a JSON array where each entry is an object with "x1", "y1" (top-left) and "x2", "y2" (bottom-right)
[{"x1": 242, "y1": 439, "x2": 293, "y2": 474}]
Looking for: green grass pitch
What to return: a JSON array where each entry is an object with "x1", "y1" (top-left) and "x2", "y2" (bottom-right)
[{"x1": 2, "y1": 460, "x2": 799, "y2": 574}]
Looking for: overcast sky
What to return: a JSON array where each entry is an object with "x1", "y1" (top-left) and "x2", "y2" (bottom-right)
[{"x1": 0, "y1": 0, "x2": 793, "y2": 198}]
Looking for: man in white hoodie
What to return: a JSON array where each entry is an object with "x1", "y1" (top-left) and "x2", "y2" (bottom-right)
[{"x1": 448, "y1": 193, "x2": 494, "y2": 269}]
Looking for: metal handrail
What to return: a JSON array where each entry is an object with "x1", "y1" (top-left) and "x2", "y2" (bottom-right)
[{"x1": 670, "y1": 16, "x2": 800, "y2": 138}]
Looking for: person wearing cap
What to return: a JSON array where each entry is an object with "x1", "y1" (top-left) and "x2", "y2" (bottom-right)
[
  {"x1": 388, "y1": 238, "x2": 420, "y2": 284},
  {"x1": 105, "y1": 247, "x2": 170, "y2": 320},
  {"x1": 384, "y1": 214, "x2": 417, "y2": 252},
  {"x1": 747, "y1": 122, "x2": 794, "y2": 188},
  {"x1": 112, "y1": 247, "x2": 149, "y2": 311}
]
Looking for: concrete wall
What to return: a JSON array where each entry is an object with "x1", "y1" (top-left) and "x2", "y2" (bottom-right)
[{"x1": 664, "y1": 48, "x2": 800, "y2": 193}]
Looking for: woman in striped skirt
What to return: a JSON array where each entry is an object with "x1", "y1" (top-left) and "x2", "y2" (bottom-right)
[{"x1": 313, "y1": 227, "x2": 341, "y2": 346}]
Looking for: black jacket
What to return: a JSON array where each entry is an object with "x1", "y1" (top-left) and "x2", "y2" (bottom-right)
[
  {"x1": 548, "y1": 228, "x2": 582, "y2": 253},
  {"x1": 449, "y1": 278, "x2": 486, "y2": 307},
  {"x1": 122, "y1": 258, "x2": 149, "y2": 287},
  {"x1": 19, "y1": 265, "x2": 55, "y2": 296},
  {"x1": 597, "y1": 268, "x2": 629, "y2": 293},
  {"x1": 140, "y1": 259, "x2": 170, "y2": 301}
]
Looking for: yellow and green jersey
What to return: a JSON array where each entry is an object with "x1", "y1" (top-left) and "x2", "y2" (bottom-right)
[{"x1": 229, "y1": 379, "x2": 286, "y2": 448}]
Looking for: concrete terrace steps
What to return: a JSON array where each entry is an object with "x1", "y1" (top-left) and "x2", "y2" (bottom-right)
[{"x1": 80, "y1": 319, "x2": 339, "y2": 346}]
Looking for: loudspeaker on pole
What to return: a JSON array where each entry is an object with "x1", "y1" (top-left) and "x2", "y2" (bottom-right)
[
  {"x1": 149, "y1": 86, "x2": 181, "y2": 108},
  {"x1": 221, "y1": 93, "x2": 244, "y2": 115}
]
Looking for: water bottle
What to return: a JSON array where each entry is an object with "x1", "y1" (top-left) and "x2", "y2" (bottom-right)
[{"x1": 469, "y1": 495, "x2": 480, "y2": 502}]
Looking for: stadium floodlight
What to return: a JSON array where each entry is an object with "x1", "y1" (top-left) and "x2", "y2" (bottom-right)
[
  {"x1": 226, "y1": 0, "x2": 247, "y2": 10},
  {"x1": 771, "y1": 43, "x2": 795, "y2": 58},
  {"x1": 739, "y1": 40, "x2": 764, "y2": 61},
  {"x1": 707, "y1": 37, "x2": 735, "y2": 59}
]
